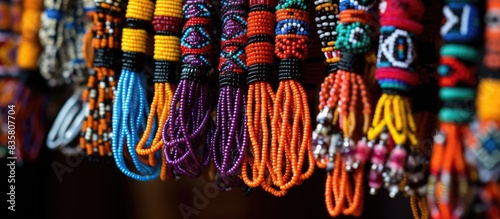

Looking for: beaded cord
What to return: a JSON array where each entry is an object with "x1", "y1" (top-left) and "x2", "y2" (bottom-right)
[
  {"x1": 80, "y1": 0, "x2": 124, "y2": 157},
  {"x1": 162, "y1": 0, "x2": 215, "y2": 179},
  {"x1": 367, "y1": 0, "x2": 424, "y2": 198},
  {"x1": 315, "y1": 0, "x2": 374, "y2": 216},
  {"x1": 134, "y1": 0, "x2": 183, "y2": 181},
  {"x1": 39, "y1": 0, "x2": 70, "y2": 86},
  {"x1": 241, "y1": 0, "x2": 278, "y2": 193},
  {"x1": 211, "y1": 0, "x2": 248, "y2": 188},
  {"x1": 426, "y1": 0, "x2": 482, "y2": 218},
  {"x1": 267, "y1": 0, "x2": 315, "y2": 194},
  {"x1": 0, "y1": 0, "x2": 19, "y2": 77},
  {"x1": 46, "y1": 0, "x2": 94, "y2": 156},
  {"x1": 462, "y1": 0, "x2": 500, "y2": 218},
  {"x1": 112, "y1": 0, "x2": 161, "y2": 181}
]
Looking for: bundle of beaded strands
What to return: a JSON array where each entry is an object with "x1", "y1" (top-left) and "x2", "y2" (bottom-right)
[
  {"x1": 313, "y1": 0, "x2": 376, "y2": 216},
  {"x1": 265, "y1": 0, "x2": 315, "y2": 195},
  {"x1": 112, "y1": 0, "x2": 161, "y2": 181},
  {"x1": 211, "y1": 0, "x2": 248, "y2": 188},
  {"x1": 463, "y1": 1, "x2": 500, "y2": 218},
  {"x1": 241, "y1": 0, "x2": 279, "y2": 193},
  {"x1": 132, "y1": 0, "x2": 182, "y2": 181},
  {"x1": 426, "y1": 0, "x2": 482, "y2": 218},
  {"x1": 46, "y1": 0, "x2": 93, "y2": 155},
  {"x1": 367, "y1": 0, "x2": 425, "y2": 197},
  {"x1": 163, "y1": 0, "x2": 214, "y2": 179},
  {"x1": 80, "y1": 0, "x2": 124, "y2": 157}
]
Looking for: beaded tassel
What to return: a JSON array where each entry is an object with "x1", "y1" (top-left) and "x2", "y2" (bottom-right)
[
  {"x1": 367, "y1": 0, "x2": 425, "y2": 197},
  {"x1": 162, "y1": 0, "x2": 214, "y2": 179},
  {"x1": 112, "y1": 0, "x2": 161, "y2": 181},
  {"x1": 133, "y1": 0, "x2": 182, "y2": 181},
  {"x1": 462, "y1": 1, "x2": 500, "y2": 218},
  {"x1": 267, "y1": 0, "x2": 315, "y2": 195},
  {"x1": 241, "y1": 0, "x2": 278, "y2": 193},
  {"x1": 313, "y1": 0, "x2": 373, "y2": 216},
  {"x1": 211, "y1": 0, "x2": 248, "y2": 188},
  {"x1": 426, "y1": 0, "x2": 482, "y2": 218},
  {"x1": 80, "y1": 0, "x2": 124, "y2": 157}
]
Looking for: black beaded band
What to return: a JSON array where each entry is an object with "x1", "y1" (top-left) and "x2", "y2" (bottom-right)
[
  {"x1": 248, "y1": 34, "x2": 274, "y2": 44},
  {"x1": 126, "y1": 18, "x2": 154, "y2": 33},
  {"x1": 153, "y1": 61, "x2": 179, "y2": 83},
  {"x1": 247, "y1": 63, "x2": 272, "y2": 84},
  {"x1": 180, "y1": 65, "x2": 209, "y2": 82},
  {"x1": 278, "y1": 58, "x2": 303, "y2": 81},
  {"x1": 219, "y1": 72, "x2": 246, "y2": 87},
  {"x1": 326, "y1": 63, "x2": 338, "y2": 75},
  {"x1": 93, "y1": 48, "x2": 116, "y2": 68},
  {"x1": 338, "y1": 50, "x2": 363, "y2": 73},
  {"x1": 250, "y1": 4, "x2": 274, "y2": 12},
  {"x1": 122, "y1": 52, "x2": 146, "y2": 72}
]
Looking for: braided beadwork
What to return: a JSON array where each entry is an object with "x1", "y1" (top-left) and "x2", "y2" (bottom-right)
[
  {"x1": 427, "y1": 0, "x2": 482, "y2": 218},
  {"x1": 163, "y1": 0, "x2": 214, "y2": 178},
  {"x1": 133, "y1": 0, "x2": 183, "y2": 181},
  {"x1": 267, "y1": 0, "x2": 315, "y2": 195},
  {"x1": 80, "y1": 0, "x2": 124, "y2": 157},
  {"x1": 111, "y1": 0, "x2": 161, "y2": 181},
  {"x1": 211, "y1": 0, "x2": 248, "y2": 188},
  {"x1": 241, "y1": 0, "x2": 278, "y2": 193},
  {"x1": 367, "y1": 0, "x2": 424, "y2": 197}
]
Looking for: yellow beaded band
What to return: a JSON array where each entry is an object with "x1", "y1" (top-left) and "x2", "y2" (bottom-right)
[
  {"x1": 122, "y1": 28, "x2": 148, "y2": 53},
  {"x1": 154, "y1": 35, "x2": 181, "y2": 61},
  {"x1": 154, "y1": 1, "x2": 183, "y2": 18},
  {"x1": 477, "y1": 79, "x2": 500, "y2": 121}
]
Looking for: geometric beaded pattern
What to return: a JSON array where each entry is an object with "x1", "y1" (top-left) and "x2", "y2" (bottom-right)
[
  {"x1": 441, "y1": 2, "x2": 480, "y2": 43},
  {"x1": 218, "y1": 0, "x2": 247, "y2": 77},
  {"x1": 314, "y1": 0, "x2": 340, "y2": 64}
]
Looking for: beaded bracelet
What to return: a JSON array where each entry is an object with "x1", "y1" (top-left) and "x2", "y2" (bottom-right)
[
  {"x1": 267, "y1": 0, "x2": 315, "y2": 194},
  {"x1": 163, "y1": 0, "x2": 215, "y2": 179},
  {"x1": 132, "y1": 0, "x2": 183, "y2": 181},
  {"x1": 111, "y1": 0, "x2": 161, "y2": 181},
  {"x1": 80, "y1": 0, "x2": 124, "y2": 158},
  {"x1": 367, "y1": 0, "x2": 424, "y2": 198},
  {"x1": 463, "y1": 1, "x2": 500, "y2": 218},
  {"x1": 211, "y1": 0, "x2": 248, "y2": 188},
  {"x1": 241, "y1": 0, "x2": 279, "y2": 194},
  {"x1": 426, "y1": 0, "x2": 482, "y2": 218}
]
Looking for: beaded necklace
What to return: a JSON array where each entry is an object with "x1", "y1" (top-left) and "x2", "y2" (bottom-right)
[
  {"x1": 163, "y1": 0, "x2": 215, "y2": 178},
  {"x1": 112, "y1": 0, "x2": 161, "y2": 181},
  {"x1": 367, "y1": 0, "x2": 425, "y2": 197},
  {"x1": 132, "y1": 0, "x2": 182, "y2": 181},
  {"x1": 266, "y1": 0, "x2": 315, "y2": 194},
  {"x1": 241, "y1": 0, "x2": 277, "y2": 192},
  {"x1": 211, "y1": 0, "x2": 248, "y2": 188},
  {"x1": 312, "y1": 0, "x2": 374, "y2": 216},
  {"x1": 463, "y1": 1, "x2": 500, "y2": 217},
  {"x1": 80, "y1": 0, "x2": 124, "y2": 157},
  {"x1": 427, "y1": 0, "x2": 481, "y2": 218}
]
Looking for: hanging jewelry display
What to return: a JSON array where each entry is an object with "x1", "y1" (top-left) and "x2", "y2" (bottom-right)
[
  {"x1": 266, "y1": 0, "x2": 315, "y2": 195},
  {"x1": 163, "y1": 0, "x2": 215, "y2": 179},
  {"x1": 39, "y1": 0, "x2": 70, "y2": 87},
  {"x1": 111, "y1": 0, "x2": 161, "y2": 181},
  {"x1": 211, "y1": 0, "x2": 248, "y2": 188},
  {"x1": 241, "y1": 0, "x2": 278, "y2": 193},
  {"x1": 427, "y1": 0, "x2": 481, "y2": 218},
  {"x1": 80, "y1": 0, "x2": 124, "y2": 157},
  {"x1": 463, "y1": 0, "x2": 500, "y2": 218},
  {"x1": 312, "y1": 0, "x2": 374, "y2": 216},
  {"x1": 133, "y1": 0, "x2": 183, "y2": 181},
  {"x1": 368, "y1": 0, "x2": 425, "y2": 197},
  {"x1": 46, "y1": 0, "x2": 93, "y2": 156}
]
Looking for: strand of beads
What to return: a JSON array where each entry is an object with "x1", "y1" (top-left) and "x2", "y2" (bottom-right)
[
  {"x1": 61, "y1": 0, "x2": 88, "y2": 84},
  {"x1": 163, "y1": 0, "x2": 215, "y2": 179},
  {"x1": 39, "y1": 0, "x2": 70, "y2": 86},
  {"x1": 211, "y1": 0, "x2": 248, "y2": 188},
  {"x1": 316, "y1": 0, "x2": 375, "y2": 216},
  {"x1": 426, "y1": 0, "x2": 482, "y2": 218},
  {"x1": 267, "y1": 0, "x2": 315, "y2": 195},
  {"x1": 241, "y1": 0, "x2": 279, "y2": 194},
  {"x1": 111, "y1": 0, "x2": 160, "y2": 181},
  {"x1": 367, "y1": 0, "x2": 425, "y2": 198},
  {"x1": 133, "y1": 0, "x2": 183, "y2": 181},
  {"x1": 80, "y1": 0, "x2": 124, "y2": 157},
  {"x1": 0, "y1": 0, "x2": 19, "y2": 77}
]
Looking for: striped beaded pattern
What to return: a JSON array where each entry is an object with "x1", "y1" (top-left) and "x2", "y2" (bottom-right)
[
  {"x1": 211, "y1": 0, "x2": 249, "y2": 187},
  {"x1": 163, "y1": 0, "x2": 215, "y2": 178},
  {"x1": 80, "y1": 0, "x2": 124, "y2": 157},
  {"x1": 111, "y1": 0, "x2": 161, "y2": 181}
]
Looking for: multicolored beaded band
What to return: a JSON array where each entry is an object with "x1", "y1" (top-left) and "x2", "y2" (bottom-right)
[
  {"x1": 80, "y1": 0, "x2": 124, "y2": 157},
  {"x1": 163, "y1": 0, "x2": 215, "y2": 178},
  {"x1": 211, "y1": 0, "x2": 248, "y2": 188}
]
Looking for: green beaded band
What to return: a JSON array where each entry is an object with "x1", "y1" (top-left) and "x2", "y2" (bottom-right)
[
  {"x1": 439, "y1": 87, "x2": 475, "y2": 101},
  {"x1": 440, "y1": 44, "x2": 479, "y2": 62},
  {"x1": 276, "y1": 0, "x2": 307, "y2": 10},
  {"x1": 439, "y1": 108, "x2": 474, "y2": 123},
  {"x1": 336, "y1": 22, "x2": 371, "y2": 53}
]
